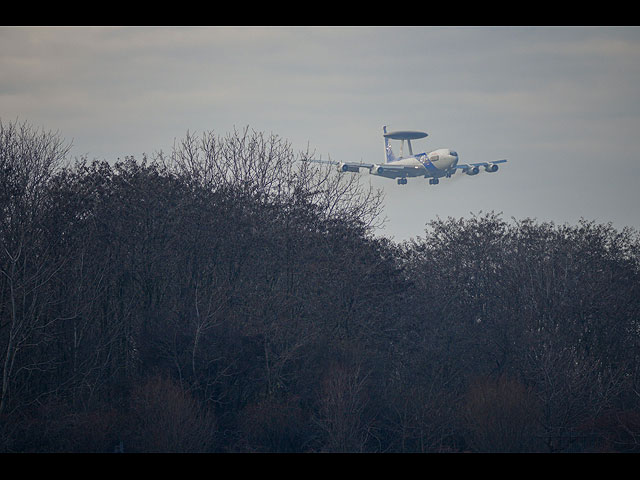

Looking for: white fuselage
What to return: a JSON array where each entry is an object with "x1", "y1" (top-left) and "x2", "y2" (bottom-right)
[{"x1": 372, "y1": 148, "x2": 459, "y2": 179}]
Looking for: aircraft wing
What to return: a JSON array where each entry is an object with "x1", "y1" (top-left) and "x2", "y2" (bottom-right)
[
  {"x1": 369, "y1": 164, "x2": 421, "y2": 172},
  {"x1": 455, "y1": 159, "x2": 507, "y2": 174},
  {"x1": 455, "y1": 159, "x2": 507, "y2": 170},
  {"x1": 306, "y1": 159, "x2": 424, "y2": 178},
  {"x1": 305, "y1": 159, "x2": 374, "y2": 170}
]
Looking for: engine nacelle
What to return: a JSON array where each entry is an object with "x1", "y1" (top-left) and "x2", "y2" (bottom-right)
[
  {"x1": 338, "y1": 163, "x2": 360, "y2": 173},
  {"x1": 484, "y1": 163, "x2": 499, "y2": 173},
  {"x1": 465, "y1": 166, "x2": 480, "y2": 176},
  {"x1": 372, "y1": 165, "x2": 385, "y2": 175}
]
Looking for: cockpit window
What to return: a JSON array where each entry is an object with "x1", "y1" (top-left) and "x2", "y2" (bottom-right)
[{"x1": 450, "y1": 150, "x2": 458, "y2": 156}]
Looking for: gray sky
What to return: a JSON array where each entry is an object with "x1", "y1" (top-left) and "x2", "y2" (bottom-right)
[{"x1": 2, "y1": 26, "x2": 640, "y2": 241}]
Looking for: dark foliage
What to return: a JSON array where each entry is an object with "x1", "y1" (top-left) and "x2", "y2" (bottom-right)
[{"x1": 1, "y1": 119, "x2": 640, "y2": 452}]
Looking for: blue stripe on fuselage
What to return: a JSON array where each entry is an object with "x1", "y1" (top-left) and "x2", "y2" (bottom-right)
[{"x1": 420, "y1": 156, "x2": 440, "y2": 176}]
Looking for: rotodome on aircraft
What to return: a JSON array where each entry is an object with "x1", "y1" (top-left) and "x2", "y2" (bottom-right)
[{"x1": 308, "y1": 126, "x2": 507, "y2": 185}]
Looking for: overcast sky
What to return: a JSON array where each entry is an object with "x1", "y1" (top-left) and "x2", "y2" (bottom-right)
[{"x1": 2, "y1": 26, "x2": 640, "y2": 241}]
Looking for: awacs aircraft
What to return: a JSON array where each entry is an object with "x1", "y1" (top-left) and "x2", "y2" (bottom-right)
[{"x1": 308, "y1": 126, "x2": 507, "y2": 185}]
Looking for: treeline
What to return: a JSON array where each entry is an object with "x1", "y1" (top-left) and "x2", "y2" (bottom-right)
[{"x1": 1, "y1": 119, "x2": 640, "y2": 452}]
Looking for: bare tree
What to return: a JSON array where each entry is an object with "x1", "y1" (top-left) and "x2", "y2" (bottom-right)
[
  {"x1": 0, "y1": 119, "x2": 71, "y2": 416},
  {"x1": 155, "y1": 126, "x2": 385, "y2": 231},
  {"x1": 314, "y1": 361, "x2": 375, "y2": 452},
  {"x1": 126, "y1": 375, "x2": 216, "y2": 452},
  {"x1": 463, "y1": 375, "x2": 544, "y2": 452}
]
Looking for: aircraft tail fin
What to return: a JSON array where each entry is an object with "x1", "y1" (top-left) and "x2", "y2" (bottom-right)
[{"x1": 383, "y1": 125, "x2": 396, "y2": 163}]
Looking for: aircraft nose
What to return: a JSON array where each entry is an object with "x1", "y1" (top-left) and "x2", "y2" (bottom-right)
[{"x1": 450, "y1": 150, "x2": 458, "y2": 167}]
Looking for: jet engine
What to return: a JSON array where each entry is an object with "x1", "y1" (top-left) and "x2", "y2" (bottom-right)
[
  {"x1": 338, "y1": 163, "x2": 360, "y2": 173},
  {"x1": 465, "y1": 166, "x2": 480, "y2": 176},
  {"x1": 484, "y1": 163, "x2": 499, "y2": 173},
  {"x1": 371, "y1": 165, "x2": 385, "y2": 175}
]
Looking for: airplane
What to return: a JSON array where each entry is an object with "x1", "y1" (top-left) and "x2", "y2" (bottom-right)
[{"x1": 307, "y1": 126, "x2": 507, "y2": 185}]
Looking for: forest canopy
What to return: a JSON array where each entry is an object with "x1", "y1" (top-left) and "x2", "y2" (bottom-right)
[{"x1": 1, "y1": 119, "x2": 639, "y2": 453}]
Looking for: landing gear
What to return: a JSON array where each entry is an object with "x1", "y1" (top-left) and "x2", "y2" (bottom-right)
[
  {"x1": 428, "y1": 178, "x2": 440, "y2": 185},
  {"x1": 397, "y1": 178, "x2": 408, "y2": 185}
]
